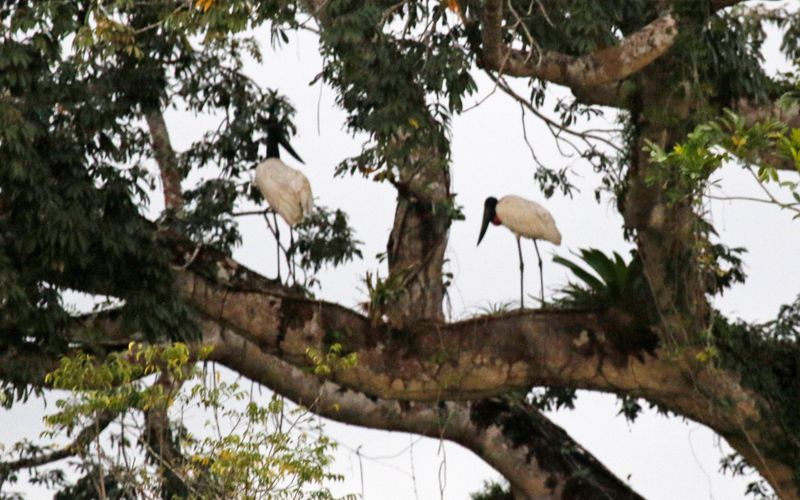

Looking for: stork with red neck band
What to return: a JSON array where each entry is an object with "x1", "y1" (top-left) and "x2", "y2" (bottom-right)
[{"x1": 478, "y1": 195, "x2": 562, "y2": 308}]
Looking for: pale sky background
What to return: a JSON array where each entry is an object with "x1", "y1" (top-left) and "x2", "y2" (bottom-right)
[{"x1": 2, "y1": 12, "x2": 799, "y2": 500}]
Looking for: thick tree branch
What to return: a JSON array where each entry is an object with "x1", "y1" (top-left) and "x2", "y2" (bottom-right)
[
  {"x1": 164, "y1": 237, "x2": 798, "y2": 496},
  {"x1": 145, "y1": 109, "x2": 184, "y2": 211},
  {"x1": 2, "y1": 306, "x2": 645, "y2": 498},
  {"x1": 478, "y1": 0, "x2": 678, "y2": 88},
  {"x1": 4, "y1": 236, "x2": 796, "y2": 496},
  {"x1": 204, "y1": 320, "x2": 643, "y2": 499},
  {"x1": 571, "y1": 81, "x2": 634, "y2": 109},
  {"x1": 174, "y1": 253, "x2": 752, "y2": 433}
]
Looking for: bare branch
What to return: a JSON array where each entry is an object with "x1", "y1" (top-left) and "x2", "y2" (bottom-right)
[
  {"x1": 0, "y1": 411, "x2": 117, "y2": 481},
  {"x1": 478, "y1": 0, "x2": 678, "y2": 88},
  {"x1": 489, "y1": 72, "x2": 623, "y2": 154}
]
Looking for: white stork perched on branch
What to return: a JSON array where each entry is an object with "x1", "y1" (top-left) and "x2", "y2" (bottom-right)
[
  {"x1": 254, "y1": 123, "x2": 313, "y2": 280},
  {"x1": 478, "y1": 195, "x2": 561, "y2": 308}
]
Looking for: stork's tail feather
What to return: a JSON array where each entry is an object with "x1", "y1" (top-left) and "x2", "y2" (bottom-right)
[{"x1": 549, "y1": 229, "x2": 562, "y2": 246}]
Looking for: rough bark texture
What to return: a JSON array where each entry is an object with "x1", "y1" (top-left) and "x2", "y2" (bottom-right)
[
  {"x1": 146, "y1": 109, "x2": 184, "y2": 212},
  {"x1": 478, "y1": 0, "x2": 678, "y2": 88},
  {"x1": 385, "y1": 141, "x2": 451, "y2": 326},
  {"x1": 307, "y1": 0, "x2": 451, "y2": 328},
  {"x1": 161, "y1": 236, "x2": 798, "y2": 497},
  {"x1": 205, "y1": 320, "x2": 643, "y2": 499},
  {"x1": 619, "y1": 55, "x2": 798, "y2": 497},
  {"x1": 142, "y1": 374, "x2": 188, "y2": 500},
  {"x1": 621, "y1": 60, "x2": 711, "y2": 346},
  {"x1": 7, "y1": 1, "x2": 800, "y2": 498},
  {"x1": 14, "y1": 238, "x2": 798, "y2": 496}
]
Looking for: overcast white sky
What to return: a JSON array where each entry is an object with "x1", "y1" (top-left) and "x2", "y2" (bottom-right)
[{"x1": 2, "y1": 16, "x2": 799, "y2": 500}]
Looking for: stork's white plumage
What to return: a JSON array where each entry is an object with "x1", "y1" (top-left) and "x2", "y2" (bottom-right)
[
  {"x1": 493, "y1": 195, "x2": 561, "y2": 245},
  {"x1": 255, "y1": 158, "x2": 313, "y2": 226},
  {"x1": 254, "y1": 122, "x2": 314, "y2": 282},
  {"x1": 477, "y1": 194, "x2": 561, "y2": 307}
]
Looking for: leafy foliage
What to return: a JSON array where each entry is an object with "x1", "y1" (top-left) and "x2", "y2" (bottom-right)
[
  {"x1": 554, "y1": 248, "x2": 662, "y2": 357},
  {"x1": 469, "y1": 479, "x2": 513, "y2": 500},
  {"x1": 554, "y1": 248, "x2": 648, "y2": 310},
  {"x1": 0, "y1": 0, "x2": 799, "y2": 497},
  {"x1": 714, "y1": 296, "x2": 800, "y2": 485},
  {"x1": 719, "y1": 453, "x2": 777, "y2": 500},
  {"x1": 0, "y1": 1, "x2": 198, "y2": 351},
  {"x1": 528, "y1": 387, "x2": 577, "y2": 412},
  {"x1": 319, "y1": 0, "x2": 474, "y2": 208},
  {"x1": 179, "y1": 179, "x2": 242, "y2": 252},
  {"x1": 646, "y1": 107, "x2": 800, "y2": 218},
  {"x1": 291, "y1": 206, "x2": 363, "y2": 275},
  {"x1": 0, "y1": 0, "x2": 367, "y2": 372},
  {"x1": 700, "y1": 220, "x2": 747, "y2": 295},
  {"x1": 305, "y1": 342, "x2": 358, "y2": 377},
  {"x1": 0, "y1": 343, "x2": 351, "y2": 499}
]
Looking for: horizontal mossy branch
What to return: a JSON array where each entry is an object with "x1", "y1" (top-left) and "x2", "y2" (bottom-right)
[
  {"x1": 204, "y1": 320, "x2": 643, "y2": 499},
  {"x1": 2, "y1": 229, "x2": 797, "y2": 496},
  {"x1": 173, "y1": 242, "x2": 750, "y2": 425},
  {"x1": 165, "y1": 234, "x2": 798, "y2": 496}
]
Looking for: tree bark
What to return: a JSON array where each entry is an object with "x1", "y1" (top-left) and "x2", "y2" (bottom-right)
[
  {"x1": 146, "y1": 109, "x2": 184, "y2": 212},
  {"x1": 159, "y1": 235, "x2": 797, "y2": 497},
  {"x1": 478, "y1": 0, "x2": 678, "y2": 88},
  {"x1": 620, "y1": 55, "x2": 798, "y2": 497},
  {"x1": 307, "y1": 0, "x2": 452, "y2": 327},
  {"x1": 621, "y1": 59, "x2": 711, "y2": 345},
  {"x1": 384, "y1": 140, "x2": 451, "y2": 326},
  {"x1": 142, "y1": 374, "x2": 188, "y2": 499},
  {"x1": 206, "y1": 319, "x2": 643, "y2": 499}
]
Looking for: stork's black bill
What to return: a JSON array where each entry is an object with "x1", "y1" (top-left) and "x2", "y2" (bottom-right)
[
  {"x1": 265, "y1": 122, "x2": 305, "y2": 164},
  {"x1": 477, "y1": 196, "x2": 498, "y2": 245},
  {"x1": 279, "y1": 136, "x2": 304, "y2": 164}
]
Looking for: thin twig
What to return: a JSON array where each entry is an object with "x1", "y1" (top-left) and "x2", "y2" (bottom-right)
[
  {"x1": 746, "y1": 167, "x2": 800, "y2": 216},
  {"x1": 232, "y1": 208, "x2": 271, "y2": 217},
  {"x1": 489, "y1": 72, "x2": 623, "y2": 154}
]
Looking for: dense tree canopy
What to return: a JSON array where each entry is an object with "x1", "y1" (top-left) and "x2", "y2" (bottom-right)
[{"x1": 1, "y1": 0, "x2": 799, "y2": 498}]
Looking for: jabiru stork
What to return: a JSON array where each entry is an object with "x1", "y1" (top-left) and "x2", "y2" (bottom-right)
[
  {"x1": 254, "y1": 123, "x2": 313, "y2": 280},
  {"x1": 477, "y1": 195, "x2": 561, "y2": 307}
]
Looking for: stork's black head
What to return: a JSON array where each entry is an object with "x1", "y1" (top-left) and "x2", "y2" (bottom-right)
[
  {"x1": 265, "y1": 120, "x2": 304, "y2": 164},
  {"x1": 477, "y1": 196, "x2": 498, "y2": 245}
]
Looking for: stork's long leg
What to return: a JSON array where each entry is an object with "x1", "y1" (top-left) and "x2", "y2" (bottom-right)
[
  {"x1": 533, "y1": 239, "x2": 544, "y2": 306},
  {"x1": 289, "y1": 228, "x2": 296, "y2": 284},
  {"x1": 273, "y1": 212, "x2": 282, "y2": 283},
  {"x1": 516, "y1": 236, "x2": 524, "y2": 309}
]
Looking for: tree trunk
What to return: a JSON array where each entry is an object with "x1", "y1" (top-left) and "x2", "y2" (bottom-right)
[
  {"x1": 385, "y1": 140, "x2": 451, "y2": 326},
  {"x1": 621, "y1": 59, "x2": 711, "y2": 345}
]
